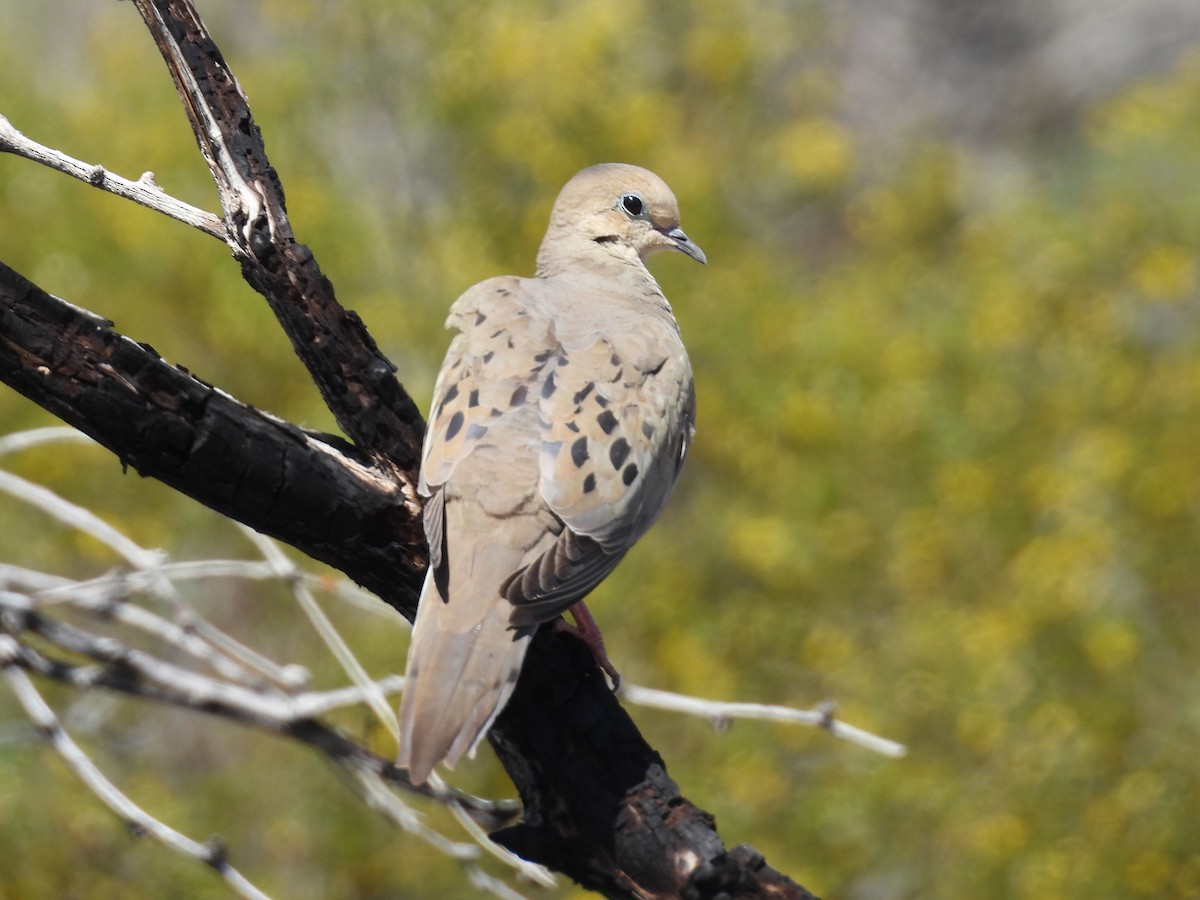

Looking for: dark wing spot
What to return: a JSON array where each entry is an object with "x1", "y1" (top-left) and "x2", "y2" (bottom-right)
[
  {"x1": 642, "y1": 420, "x2": 656, "y2": 439},
  {"x1": 597, "y1": 409, "x2": 618, "y2": 434},
  {"x1": 610, "y1": 353, "x2": 621, "y2": 367},
  {"x1": 623, "y1": 463, "x2": 639, "y2": 486},
  {"x1": 609, "y1": 438, "x2": 630, "y2": 470},
  {"x1": 541, "y1": 372, "x2": 558, "y2": 398},
  {"x1": 469, "y1": 389, "x2": 480, "y2": 408},
  {"x1": 595, "y1": 394, "x2": 610, "y2": 408},
  {"x1": 490, "y1": 407, "x2": 504, "y2": 418},
  {"x1": 443, "y1": 382, "x2": 460, "y2": 406},
  {"x1": 571, "y1": 436, "x2": 589, "y2": 467},
  {"x1": 583, "y1": 473, "x2": 597, "y2": 494},
  {"x1": 483, "y1": 350, "x2": 495, "y2": 363},
  {"x1": 573, "y1": 382, "x2": 595, "y2": 404},
  {"x1": 466, "y1": 423, "x2": 488, "y2": 441},
  {"x1": 558, "y1": 354, "x2": 570, "y2": 366},
  {"x1": 475, "y1": 311, "x2": 487, "y2": 325},
  {"x1": 445, "y1": 411, "x2": 465, "y2": 441},
  {"x1": 647, "y1": 358, "x2": 666, "y2": 375},
  {"x1": 566, "y1": 421, "x2": 580, "y2": 432},
  {"x1": 534, "y1": 349, "x2": 554, "y2": 364},
  {"x1": 510, "y1": 385, "x2": 528, "y2": 407}
]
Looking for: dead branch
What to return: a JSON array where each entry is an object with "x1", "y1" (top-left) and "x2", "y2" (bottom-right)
[
  {"x1": 1, "y1": 645, "x2": 272, "y2": 900},
  {"x1": 129, "y1": 0, "x2": 427, "y2": 477},
  {"x1": 0, "y1": 113, "x2": 224, "y2": 238},
  {"x1": 0, "y1": 261, "x2": 424, "y2": 617}
]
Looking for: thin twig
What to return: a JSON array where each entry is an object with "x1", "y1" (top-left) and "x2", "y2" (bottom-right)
[
  {"x1": 0, "y1": 114, "x2": 225, "y2": 239},
  {"x1": 351, "y1": 767, "x2": 479, "y2": 859},
  {"x1": 0, "y1": 425, "x2": 97, "y2": 457},
  {"x1": 0, "y1": 465, "x2": 308, "y2": 689},
  {"x1": 619, "y1": 683, "x2": 908, "y2": 758},
  {"x1": 0, "y1": 636, "x2": 272, "y2": 900},
  {"x1": 0, "y1": 468, "x2": 161, "y2": 568},
  {"x1": 468, "y1": 866, "x2": 535, "y2": 900},
  {"x1": 22, "y1": 565, "x2": 305, "y2": 688},
  {"x1": 437, "y1": 772, "x2": 557, "y2": 889},
  {"x1": 238, "y1": 526, "x2": 400, "y2": 740}
]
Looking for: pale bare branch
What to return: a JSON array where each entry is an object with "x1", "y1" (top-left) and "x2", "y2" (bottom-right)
[
  {"x1": 0, "y1": 114, "x2": 225, "y2": 239},
  {"x1": 237, "y1": 525, "x2": 401, "y2": 740},
  {"x1": 0, "y1": 433, "x2": 534, "y2": 891},
  {"x1": 0, "y1": 637, "x2": 273, "y2": 900},
  {"x1": 618, "y1": 683, "x2": 908, "y2": 758}
]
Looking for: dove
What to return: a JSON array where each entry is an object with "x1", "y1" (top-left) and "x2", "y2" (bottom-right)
[{"x1": 396, "y1": 163, "x2": 705, "y2": 786}]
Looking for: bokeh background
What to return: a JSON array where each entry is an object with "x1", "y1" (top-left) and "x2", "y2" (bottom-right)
[{"x1": 3, "y1": 1, "x2": 1200, "y2": 897}]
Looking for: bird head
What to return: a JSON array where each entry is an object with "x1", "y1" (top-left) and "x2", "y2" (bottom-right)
[{"x1": 537, "y1": 163, "x2": 706, "y2": 275}]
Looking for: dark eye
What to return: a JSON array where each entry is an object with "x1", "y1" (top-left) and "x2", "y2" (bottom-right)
[{"x1": 619, "y1": 193, "x2": 645, "y2": 217}]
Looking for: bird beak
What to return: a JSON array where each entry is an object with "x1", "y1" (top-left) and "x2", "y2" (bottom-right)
[{"x1": 666, "y1": 226, "x2": 707, "y2": 265}]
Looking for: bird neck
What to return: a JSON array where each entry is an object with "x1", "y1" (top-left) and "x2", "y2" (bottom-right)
[
  {"x1": 536, "y1": 231, "x2": 646, "y2": 280},
  {"x1": 530, "y1": 254, "x2": 677, "y2": 329}
]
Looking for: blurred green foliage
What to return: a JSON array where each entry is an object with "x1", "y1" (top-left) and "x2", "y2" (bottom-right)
[{"x1": 3, "y1": 2, "x2": 1200, "y2": 897}]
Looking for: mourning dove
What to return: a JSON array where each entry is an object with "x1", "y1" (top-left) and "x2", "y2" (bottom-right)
[{"x1": 396, "y1": 163, "x2": 705, "y2": 786}]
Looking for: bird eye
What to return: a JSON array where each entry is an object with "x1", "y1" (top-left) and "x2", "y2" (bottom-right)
[{"x1": 619, "y1": 193, "x2": 645, "y2": 217}]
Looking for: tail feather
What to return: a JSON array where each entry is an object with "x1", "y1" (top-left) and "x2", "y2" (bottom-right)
[{"x1": 397, "y1": 563, "x2": 532, "y2": 785}]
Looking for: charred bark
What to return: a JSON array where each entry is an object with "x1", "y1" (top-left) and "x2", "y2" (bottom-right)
[{"x1": 0, "y1": 261, "x2": 422, "y2": 617}]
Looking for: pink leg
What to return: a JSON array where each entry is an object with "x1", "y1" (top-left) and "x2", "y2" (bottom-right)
[{"x1": 555, "y1": 600, "x2": 621, "y2": 689}]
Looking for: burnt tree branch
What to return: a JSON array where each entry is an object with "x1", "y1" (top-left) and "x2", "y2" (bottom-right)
[
  {"x1": 131, "y1": 0, "x2": 426, "y2": 477},
  {"x1": 0, "y1": 261, "x2": 422, "y2": 617}
]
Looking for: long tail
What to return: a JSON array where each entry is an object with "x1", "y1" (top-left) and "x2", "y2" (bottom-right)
[{"x1": 396, "y1": 550, "x2": 532, "y2": 785}]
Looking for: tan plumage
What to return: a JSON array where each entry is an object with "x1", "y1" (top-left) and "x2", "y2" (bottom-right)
[{"x1": 396, "y1": 163, "x2": 705, "y2": 785}]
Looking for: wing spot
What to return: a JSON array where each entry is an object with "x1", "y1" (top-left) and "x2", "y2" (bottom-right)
[
  {"x1": 595, "y1": 394, "x2": 610, "y2": 408},
  {"x1": 597, "y1": 409, "x2": 619, "y2": 435},
  {"x1": 573, "y1": 382, "x2": 595, "y2": 404},
  {"x1": 445, "y1": 411, "x2": 465, "y2": 441},
  {"x1": 469, "y1": 389, "x2": 480, "y2": 408},
  {"x1": 443, "y1": 383, "x2": 460, "y2": 406},
  {"x1": 541, "y1": 372, "x2": 558, "y2": 399},
  {"x1": 483, "y1": 350, "x2": 495, "y2": 363},
  {"x1": 571, "y1": 436, "x2": 589, "y2": 468},
  {"x1": 566, "y1": 421, "x2": 580, "y2": 432},
  {"x1": 609, "y1": 438, "x2": 631, "y2": 470},
  {"x1": 466, "y1": 423, "x2": 488, "y2": 441},
  {"x1": 583, "y1": 473, "x2": 597, "y2": 494},
  {"x1": 475, "y1": 311, "x2": 487, "y2": 325},
  {"x1": 510, "y1": 385, "x2": 528, "y2": 407},
  {"x1": 642, "y1": 420, "x2": 656, "y2": 440},
  {"x1": 622, "y1": 463, "x2": 639, "y2": 486}
]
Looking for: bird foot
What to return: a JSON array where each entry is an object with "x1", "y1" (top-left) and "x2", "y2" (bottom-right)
[{"x1": 556, "y1": 601, "x2": 621, "y2": 689}]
